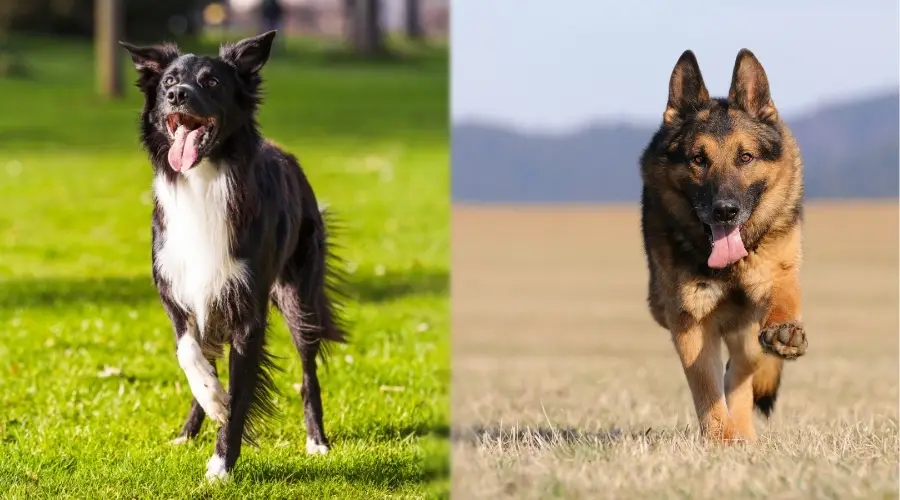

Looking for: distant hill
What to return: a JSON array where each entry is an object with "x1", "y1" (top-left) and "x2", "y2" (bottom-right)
[{"x1": 452, "y1": 92, "x2": 899, "y2": 202}]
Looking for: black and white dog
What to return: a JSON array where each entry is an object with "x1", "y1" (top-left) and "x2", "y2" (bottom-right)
[{"x1": 119, "y1": 31, "x2": 348, "y2": 481}]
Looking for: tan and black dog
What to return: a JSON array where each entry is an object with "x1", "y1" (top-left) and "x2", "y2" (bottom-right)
[{"x1": 639, "y1": 49, "x2": 808, "y2": 442}]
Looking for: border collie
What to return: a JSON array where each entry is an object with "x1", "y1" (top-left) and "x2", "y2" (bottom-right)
[{"x1": 119, "y1": 31, "x2": 348, "y2": 481}]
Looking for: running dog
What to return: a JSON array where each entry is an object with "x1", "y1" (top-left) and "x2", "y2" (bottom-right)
[{"x1": 639, "y1": 49, "x2": 808, "y2": 442}]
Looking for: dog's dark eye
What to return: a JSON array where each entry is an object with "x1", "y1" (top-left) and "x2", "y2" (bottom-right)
[
  {"x1": 163, "y1": 76, "x2": 176, "y2": 86},
  {"x1": 206, "y1": 78, "x2": 219, "y2": 88},
  {"x1": 740, "y1": 153, "x2": 754, "y2": 164},
  {"x1": 691, "y1": 155, "x2": 706, "y2": 167}
]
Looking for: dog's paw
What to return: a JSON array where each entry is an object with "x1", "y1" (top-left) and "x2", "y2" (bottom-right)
[
  {"x1": 759, "y1": 321, "x2": 807, "y2": 360},
  {"x1": 306, "y1": 438, "x2": 330, "y2": 455},
  {"x1": 178, "y1": 336, "x2": 230, "y2": 426},
  {"x1": 202, "y1": 387, "x2": 230, "y2": 426},
  {"x1": 169, "y1": 435, "x2": 190, "y2": 446},
  {"x1": 205, "y1": 454, "x2": 230, "y2": 482}
]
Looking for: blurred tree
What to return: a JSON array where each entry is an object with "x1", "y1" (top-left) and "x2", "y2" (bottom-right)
[
  {"x1": 405, "y1": 0, "x2": 422, "y2": 41},
  {"x1": 260, "y1": 0, "x2": 284, "y2": 32},
  {"x1": 258, "y1": 0, "x2": 284, "y2": 52},
  {"x1": 0, "y1": 0, "x2": 23, "y2": 77},
  {"x1": 345, "y1": 0, "x2": 386, "y2": 56},
  {"x1": 95, "y1": 0, "x2": 123, "y2": 98},
  {"x1": 0, "y1": 0, "x2": 202, "y2": 42}
]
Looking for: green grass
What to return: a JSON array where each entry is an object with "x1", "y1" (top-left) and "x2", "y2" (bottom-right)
[{"x1": 0, "y1": 34, "x2": 449, "y2": 499}]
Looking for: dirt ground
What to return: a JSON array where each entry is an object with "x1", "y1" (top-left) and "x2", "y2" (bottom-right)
[{"x1": 451, "y1": 202, "x2": 899, "y2": 500}]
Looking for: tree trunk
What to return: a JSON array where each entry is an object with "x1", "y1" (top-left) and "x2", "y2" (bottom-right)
[
  {"x1": 343, "y1": 0, "x2": 355, "y2": 37},
  {"x1": 349, "y1": 0, "x2": 385, "y2": 56},
  {"x1": 95, "y1": 0, "x2": 124, "y2": 98},
  {"x1": 405, "y1": 0, "x2": 422, "y2": 40}
]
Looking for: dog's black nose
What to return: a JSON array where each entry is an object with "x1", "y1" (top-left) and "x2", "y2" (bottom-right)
[
  {"x1": 166, "y1": 88, "x2": 188, "y2": 106},
  {"x1": 712, "y1": 199, "x2": 740, "y2": 223}
]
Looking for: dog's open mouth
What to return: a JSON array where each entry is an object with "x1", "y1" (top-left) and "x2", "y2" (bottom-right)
[
  {"x1": 166, "y1": 113, "x2": 216, "y2": 172},
  {"x1": 706, "y1": 224, "x2": 748, "y2": 269}
]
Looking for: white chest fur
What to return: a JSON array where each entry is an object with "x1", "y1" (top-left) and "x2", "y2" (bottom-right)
[{"x1": 153, "y1": 160, "x2": 248, "y2": 336}]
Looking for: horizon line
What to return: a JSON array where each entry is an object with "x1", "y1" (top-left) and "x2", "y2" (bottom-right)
[{"x1": 451, "y1": 86, "x2": 900, "y2": 137}]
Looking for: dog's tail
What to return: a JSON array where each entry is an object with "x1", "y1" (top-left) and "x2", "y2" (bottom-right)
[
  {"x1": 750, "y1": 355, "x2": 783, "y2": 417},
  {"x1": 316, "y1": 205, "x2": 350, "y2": 348},
  {"x1": 293, "y1": 204, "x2": 350, "y2": 359}
]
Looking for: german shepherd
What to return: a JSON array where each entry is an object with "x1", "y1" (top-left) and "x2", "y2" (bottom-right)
[
  {"x1": 120, "y1": 31, "x2": 348, "y2": 480},
  {"x1": 639, "y1": 49, "x2": 807, "y2": 442}
]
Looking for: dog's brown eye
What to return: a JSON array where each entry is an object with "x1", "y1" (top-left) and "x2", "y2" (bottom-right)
[
  {"x1": 163, "y1": 76, "x2": 176, "y2": 86},
  {"x1": 740, "y1": 153, "x2": 754, "y2": 163},
  {"x1": 206, "y1": 78, "x2": 219, "y2": 88},
  {"x1": 692, "y1": 155, "x2": 706, "y2": 166}
]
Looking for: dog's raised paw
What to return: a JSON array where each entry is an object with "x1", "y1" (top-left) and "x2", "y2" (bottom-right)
[
  {"x1": 204, "y1": 391, "x2": 230, "y2": 426},
  {"x1": 759, "y1": 321, "x2": 807, "y2": 360}
]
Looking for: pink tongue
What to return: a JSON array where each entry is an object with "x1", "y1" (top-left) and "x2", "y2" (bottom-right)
[
  {"x1": 708, "y1": 224, "x2": 748, "y2": 269},
  {"x1": 167, "y1": 125, "x2": 205, "y2": 172}
]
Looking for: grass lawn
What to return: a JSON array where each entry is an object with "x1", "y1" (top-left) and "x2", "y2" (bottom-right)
[{"x1": 0, "y1": 34, "x2": 449, "y2": 499}]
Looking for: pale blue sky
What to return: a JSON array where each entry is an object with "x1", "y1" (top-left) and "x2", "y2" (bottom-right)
[{"x1": 451, "y1": 0, "x2": 899, "y2": 131}]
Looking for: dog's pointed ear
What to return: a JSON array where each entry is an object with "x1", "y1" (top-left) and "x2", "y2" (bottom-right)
[
  {"x1": 664, "y1": 50, "x2": 710, "y2": 125},
  {"x1": 728, "y1": 49, "x2": 777, "y2": 122},
  {"x1": 219, "y1": 30, "x2": 277, "y2": 75},
  {"x1": 119, "y1": 41, "x2": 180, "y2": 75}
]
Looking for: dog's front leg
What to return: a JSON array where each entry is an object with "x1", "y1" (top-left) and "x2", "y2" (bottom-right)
[
  {"x1": 205, "y1": 315, "x2": 269, "y2": 481},
  {"x1": 758, "y1": 265, "x2": 807, "y2": 360},
  {"x1": 157, "y1": 281, "x2": 229, "y2": 440},
  {"x1": 176, "y1": 333, "x2": 230, "y2": 427},
  {"x1": 670, "y1": 313, "x2": 740, "y2": 442}
]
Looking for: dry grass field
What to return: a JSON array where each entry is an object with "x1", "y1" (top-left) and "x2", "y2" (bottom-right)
[{"x1": 451, "y1": 202, "x2": 899, "y2": 499}]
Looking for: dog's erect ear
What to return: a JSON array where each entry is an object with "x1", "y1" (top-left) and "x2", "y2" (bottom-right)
[
  {"x1": 728, "y1": 49, "x2": 777, "y2": 122},
  {"x1": 664, "y1": 50, "x2": 710, "y2": 125},
  {"x1": 219, "y1": 30, "x2": 277, "y2": 75},
  {"x1": 119, "y1": 41, "x2": 180, "y2": 75}
]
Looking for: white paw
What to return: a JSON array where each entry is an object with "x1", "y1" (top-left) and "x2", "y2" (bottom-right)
[
  {"x1": 169, "y1": 435, "x2": 189, "y2": 446},
  {"x1": 201, "y1": 387, "x2": 230, "y2": 426},
  {"x1": 177, "y1": 336, "x2": 230, "y2": 426},
  {"x1": 306, "y1": 438, "x2": 330, "y2": 455},
  {"x1": 205, "y1": 454, "x2": 230, "y2": 482}
]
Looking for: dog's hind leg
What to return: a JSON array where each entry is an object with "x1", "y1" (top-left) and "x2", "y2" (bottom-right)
[
  {"x1": 272, "y1": 276, "x2": 340, "y2": 455},
  {"x1": 287, "y1": 300, "x2": 330, "y2": 455},
  {"x1": 271, "y1": 214, "x2": 347, "y2": 455},
  {"x1": 171, "y1": 399, "x2": 206, "y2": 444}
]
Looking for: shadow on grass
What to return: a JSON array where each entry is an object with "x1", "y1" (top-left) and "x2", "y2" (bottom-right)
[
  {"x1": 238, "y1": 450, "x2": 448, "y2": 487},
  {"x1": 0, "y1": 126, "x2": 57, "y2": 147},
  {"x1": 0, "y1": 269, "x2": 447, "y2": 310},
  {"x1": 233, "y1": 423, "x2": 450, "y2": 487},
  {"x1": 337, "y1": 421, "x2": 450, "y2": 442},
  {"x1": 348, "y1": 268, "x2": 448, "y2": 304},
  {"x1": 0, "y1": 276, "x2": 157, "y2": 310}
]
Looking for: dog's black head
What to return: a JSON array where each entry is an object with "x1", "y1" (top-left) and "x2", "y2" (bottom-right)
[{"x1": 120, "y1": 31, "x2": 276, "y2": 172}]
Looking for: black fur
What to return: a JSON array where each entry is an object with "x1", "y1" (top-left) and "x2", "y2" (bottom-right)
[
  {"x1": 754, "y1": 389, "x2": 778, "y2": 418},
  {"x1": 121, "y1": 31, "x2": 349, "y2": 476}
]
